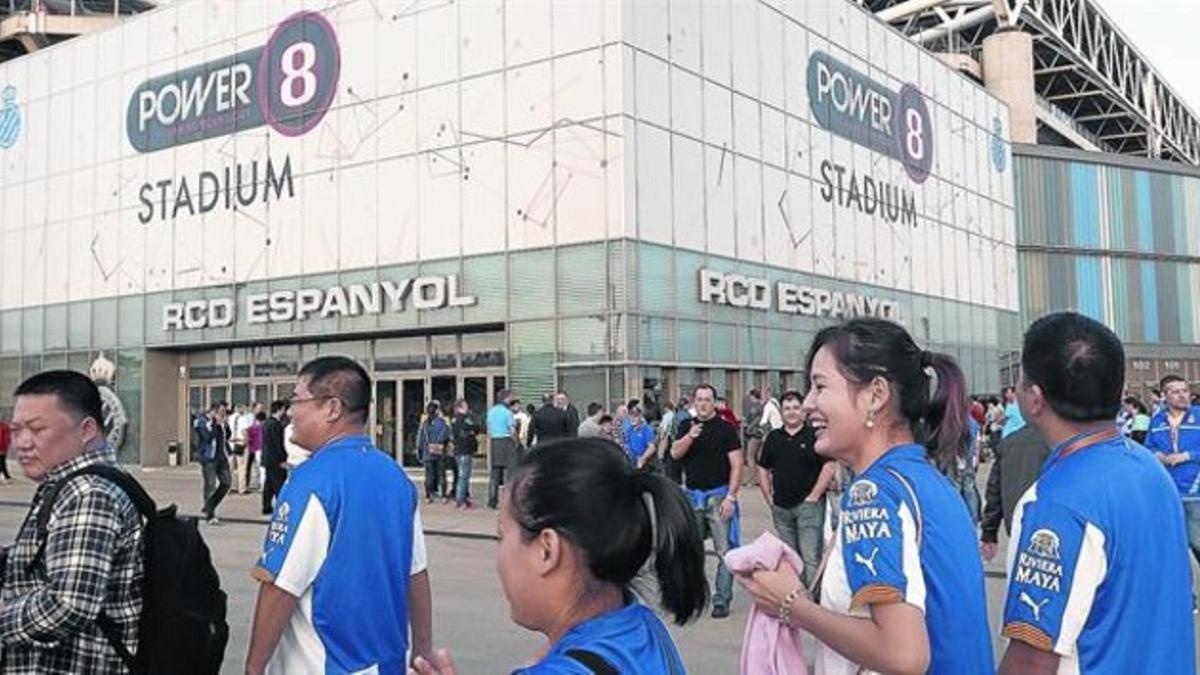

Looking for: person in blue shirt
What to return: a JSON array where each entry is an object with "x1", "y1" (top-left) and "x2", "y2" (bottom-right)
[
  {"x1": 737, "y1": 317, "x2": 993, "y2": 675},
  {"x1": 998, "y1": 313, "x2": 1193, "y2": 675},
  {"x1": 411, "y1": 438, "x2": 708, "y2": 675},
  {"x1": 486, "y1": 390, "x2": 518, "y2": 510},
  {"x1": 418, "y1": 401, "x2": 453, "y2": 503},
  {"x1": 622, "y1": 405, "x2": 658, "y2": 469},
  {"x1": 1001, "y1": 385, "x2": 1026, "y2": 438},
  {"x1": 246, "y1": 356, "x2": 433, "y2": 674},
  {"x1": 1145, "y1": 373, "x2": 1200, "y2": 566}
]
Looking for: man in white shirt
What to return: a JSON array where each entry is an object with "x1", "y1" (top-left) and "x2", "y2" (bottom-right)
[
  {"x1": 759, "y1": 389, "x2": 783, "y2": 433},
  {"x1": 231, "y1": 403, "x2": 255, "y2": 494}
]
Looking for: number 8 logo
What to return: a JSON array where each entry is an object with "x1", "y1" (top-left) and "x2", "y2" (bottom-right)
[
  {"x1": 894, "y1": 84, "x2": 932, "y2": 183},
  {"x1": 905, "y1": 108, "x2": 924, "y2": 161},
  {"x1": 260, "y1": 11, "x2": 340, "y2": 137},
  {"x1": 280, "y1": 42, "x2": 318, "y2": 108}
]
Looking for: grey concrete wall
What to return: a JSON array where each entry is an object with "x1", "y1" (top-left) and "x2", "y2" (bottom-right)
[
  {"x1": 140, "y1": 349, "x2": 180, "y2": 467},
  {"x1": 983, "y1": 29, "x2": 1037, "y2": 144}
]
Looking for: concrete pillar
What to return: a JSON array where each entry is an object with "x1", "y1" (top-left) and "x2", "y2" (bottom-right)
[
  {"x1": 982, "y1": 29, "x2": 1037, "y2": 144},
  {"x1": 140, "y1": 350, "x2": 181, "y2": 467}
]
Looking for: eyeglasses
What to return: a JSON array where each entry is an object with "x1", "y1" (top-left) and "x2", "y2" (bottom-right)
[{"x1": 288, "y1": 394, "x2": 335, "y2": 407}]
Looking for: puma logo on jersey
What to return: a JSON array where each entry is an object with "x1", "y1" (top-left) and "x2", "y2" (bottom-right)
[
  {"x1": 1019, "y1": 591, "x2": 1050, "y2": 622},
  {"x1": 854, "y1": 547, "x2": 880, "y2": 576}
]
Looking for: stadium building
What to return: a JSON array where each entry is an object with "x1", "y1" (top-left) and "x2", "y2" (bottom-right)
[{"x1": 0, "y1": 0, "x2": 1193, "y2": 464}]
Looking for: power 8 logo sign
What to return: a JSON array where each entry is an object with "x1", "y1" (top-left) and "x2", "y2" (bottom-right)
[
  {"x1": 127, "y1": 11, "x2": 339, "y2": 152},
  {"x1": 808, "y1": 52, "x2": 933, "y2": 184}
]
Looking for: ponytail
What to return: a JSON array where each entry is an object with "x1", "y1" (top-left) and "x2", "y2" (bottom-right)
[
  {"x1": 508, "y1": 438, "x2": 709, "y2": 625},
  {"x1": 633, "y1": 471, "x2": 709, "y2": 624},
  {"x1": 806, "y1": 319, "x2": 971, "y2": 472},
  {"x1": 922, "y1": 351, "x2": 970, "y2": 476}
]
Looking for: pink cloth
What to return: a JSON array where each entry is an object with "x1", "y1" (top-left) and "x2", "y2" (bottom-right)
[{"x1": 724, "y1": 531, "x2": 808, "y2": 675}]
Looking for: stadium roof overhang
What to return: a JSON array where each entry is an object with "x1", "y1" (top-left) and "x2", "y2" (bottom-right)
[{"x1": 859, "y1": 0, "x2": 1200, "y2": 167}]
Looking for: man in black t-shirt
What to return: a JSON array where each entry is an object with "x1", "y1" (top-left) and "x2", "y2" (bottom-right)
[
  {"x1": 757, "y1": 390, "x2": 835, "y2": 588},
  {"x1": 671, "y1": 384, "x2": 742, "y2": 618}
]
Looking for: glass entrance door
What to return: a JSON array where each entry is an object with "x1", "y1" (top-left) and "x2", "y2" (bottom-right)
[
  {"x1": 400, "y1": 379, "x2": 426, "y2": 466},
  {"x1": 375, "y1": 381, "x2": 398, "y2": 459},
  {"x1": 431, "y1": 375, "x2": 456, "y2": 412}
]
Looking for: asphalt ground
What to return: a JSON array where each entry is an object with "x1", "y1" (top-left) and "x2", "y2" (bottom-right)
[{"x1": 0, "y1": 462, "x2": 1193, "y2": 673}]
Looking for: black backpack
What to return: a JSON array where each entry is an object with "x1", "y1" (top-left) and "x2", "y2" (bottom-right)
[{"x1": 35, "y1": 464, "x2": 228, "y2": 675}]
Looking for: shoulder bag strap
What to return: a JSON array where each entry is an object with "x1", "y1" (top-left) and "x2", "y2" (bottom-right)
[{"x1": 565, "y1": 649, "x2": 619, "y2": 675}]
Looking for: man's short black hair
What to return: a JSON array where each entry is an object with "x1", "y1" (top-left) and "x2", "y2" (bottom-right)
[
  {"x1": 781, "y1": 390, "x2": 803, "y2": 405},
  {"x1": 298, "y1": 356, "x2": 371, "y2": 423},
  {"x1": 1021, "y1": 312, "x2": 1124, "y2": 422},
  {"x1": 586, "y1": 402, "x2": 604, "y2": 417},
  {"x1": 15, "y1": 370, "x2": 105, "y2": 430},
  {"x1": 270, "y1": 400, "x2": 288, "y2": 415},
  {"x1": 1161, "y1": 374, "x2": 1186, "y2": 391}
]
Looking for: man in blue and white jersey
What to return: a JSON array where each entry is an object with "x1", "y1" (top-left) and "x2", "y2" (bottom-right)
[
  {"x1": 1145, "y1": 373, "x2": 1200, "y2": 564},
  {"x1": 999, "y1": 313, "x2": 1193, "y2": 675},
  {"x1": 246, "y1": 357, "x2": 433, "y2": 674}
]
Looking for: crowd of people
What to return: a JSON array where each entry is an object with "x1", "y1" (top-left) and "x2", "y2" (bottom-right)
[
  {"x1": 190, "y1": 399, "x2": 303, "y2": 522},
  {"x1": 0, "y1": 312, "x2": 1196, "y2": 674}
]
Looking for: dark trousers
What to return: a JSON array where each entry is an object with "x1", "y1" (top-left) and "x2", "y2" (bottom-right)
[
  {"x1": 202, "y1": 459, "x2": 231, "y2": 519},
  {"x1": 424, "y1": 457, "x2": 444, "y2": 499},
  {"x1": 263, "y1": 466, "x2": 287, "y2": 514},
  {"x1": 244, "y1": 451, "x2": 257, "y2": 490},
  {"x1": 488, "y1": 466, "x2": 508, "y2": 509},
  {"x1": 442, "y1": 455, "x2": 458, "y2": 498},
  {"x1": 0, "y1": 454, "x2": 10, "y2": 479}
]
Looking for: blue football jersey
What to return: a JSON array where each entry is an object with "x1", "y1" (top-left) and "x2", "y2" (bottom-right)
[
  {"x1": 819, "y1": 444, "x2": 993, "y2": 675},
  {"x1": 254, "y1": 435, "x2": 426, "y2": 674},
  {"x1": 1003, "y1": 432, "x2": 1194, "y2": 674}
]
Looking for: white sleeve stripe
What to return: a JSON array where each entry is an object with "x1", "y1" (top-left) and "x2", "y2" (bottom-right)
[
  {"x1": 898, "y1": 501, "x2": 926, "y2": 611},
  {"x1": 1006, "y1": 483, "x2": 1040, "y2": 577},
  {"x1": 411, "y1": 507, "x2": 427, "y2": 575},
  {"x1": 1053, "y1": 522, "x2": 1107, "y2": 657},
  {"x1": 274, "y1": 494, "x2": 331, "y2": 597}
]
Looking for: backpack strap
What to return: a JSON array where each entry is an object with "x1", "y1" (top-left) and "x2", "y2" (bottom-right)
[
  {"x1": 565, "y1": 649, "x2": 618, "y2": 675},
  {"x1": 31, "y1": 464, "x2": 155, "y2": 674},
  {"x1": 35, "y1": 464, "x2": 157, "y2": 540}
]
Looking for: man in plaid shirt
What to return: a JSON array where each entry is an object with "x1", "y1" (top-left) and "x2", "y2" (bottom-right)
[{"x1": 1, "y1": 371, "x2": 144, "y2": 674}]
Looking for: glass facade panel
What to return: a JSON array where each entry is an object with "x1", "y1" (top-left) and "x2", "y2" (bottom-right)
[
  {"x1": 430, "y1": 336, "x2": 458, "y2": 369},
  {"x1": 68, "y1": 303, "x2": 91, "y2": 350},
  {"x1": 375, "y1": 338, "x2": 428, "y2": 372},
  {"x1": 461, "y1": 333, "x2": 505, "y2": 368},
  {"x1": 44, "y1": 305, "x2": 67, "y2": 351}
]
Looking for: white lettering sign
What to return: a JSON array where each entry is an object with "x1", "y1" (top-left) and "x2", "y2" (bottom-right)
[
  {"x1": 162, "y1": 276, "x2": 477, "y2": 332},
  {"x1": 698, "y1": 269, "x2": 899, "y2": 320}
]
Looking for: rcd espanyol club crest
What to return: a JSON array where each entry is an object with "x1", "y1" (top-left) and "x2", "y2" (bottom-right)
[
  {"x1": 0, "y1": 85, "x2": 20, "y2": 150},
  {"x1": 90, "y1": 353, "x2": 129, "y2": 451},
  {"x1": 990, "y1": 116, "x2": 1008, "y2": 174}
]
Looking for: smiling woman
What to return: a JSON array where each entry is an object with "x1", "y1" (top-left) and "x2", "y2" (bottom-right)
[{"x1": 735, "y1": 318, "x2": 992, "y2": 675}]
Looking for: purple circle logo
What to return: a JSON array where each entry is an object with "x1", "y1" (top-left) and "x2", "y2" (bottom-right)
[
  {"x1": 259, "y1": 11, "x2": 341, "y2": 137},
  {"x1": 893, "y1": 84, "x2": 933, "y2": 184}
]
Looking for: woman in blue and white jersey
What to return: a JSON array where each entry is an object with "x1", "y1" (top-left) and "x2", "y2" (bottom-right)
[
  {"x1": 411, "y1": 437, "x2": 707, "y2": 674},
  {"x1": 738, "y1": 318, "x2": 993, "y2": 674}
]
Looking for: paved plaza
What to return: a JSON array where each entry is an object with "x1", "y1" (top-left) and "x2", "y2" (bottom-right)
[{"x1": 0, "y1": 463, "x2": 1194, "y2": 673}]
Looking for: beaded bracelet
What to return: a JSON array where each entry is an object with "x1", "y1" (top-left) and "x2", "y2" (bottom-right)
[{"x1": 778, "y1": 586, "x2": 804, "y2": 628}]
